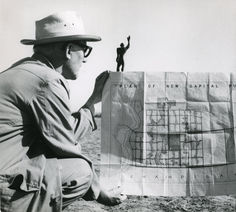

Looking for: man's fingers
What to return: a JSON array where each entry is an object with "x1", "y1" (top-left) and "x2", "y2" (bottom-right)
[
  {"x1": 96, "y1": 71, "x2": 109, "y2": 82},
  {"x1": 97, "y1": 188, "x2": 127, "y2": 206},
  {"x1": 108, "y1": 186, "x2": 127, "y2": 203},
  {"x1": 119, "y1": 194, "x2": 127, "y2": 201},
  {"x1": 88, "y1": 71, "x2": 110, "y2": 105},
  {"x1": 110, "y1": 194, "x2": 127, "y2": 205}
]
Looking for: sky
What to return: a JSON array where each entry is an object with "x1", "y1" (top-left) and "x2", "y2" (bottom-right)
[{"x1": 1, "y1": 0, "x2": 236, "y2": 110}]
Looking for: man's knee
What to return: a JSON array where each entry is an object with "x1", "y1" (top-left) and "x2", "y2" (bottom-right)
[
  {"x1": 59, "y1": 158, "x2": 93, "y2": 198},
  {"x1": 70, "y1": 159, "x2": 93, "y2": 181}
]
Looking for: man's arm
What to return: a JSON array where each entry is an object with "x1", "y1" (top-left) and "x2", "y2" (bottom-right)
[
  {"x1": 72, "y1": 107, "x2": 97, "y2": 141},
  {"x1": 125, "y1": 36, "x2": 130, "y2": 50},
  {"x1": 29, "y1": 77, "x2": 91, "y2": 158}
]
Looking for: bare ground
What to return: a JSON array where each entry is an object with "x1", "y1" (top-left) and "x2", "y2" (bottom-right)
[{"x1": 65, "y1": 118, "x2": 236, "y2": 212}]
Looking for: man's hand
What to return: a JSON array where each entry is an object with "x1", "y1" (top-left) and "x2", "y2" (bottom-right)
[
  {"x1": 83, "y1": 71, "x2": 109, "y2": 112},
  {"x1": 90, "y1": 71, "x2": 109, "y2": 104},
  {"x1": 127, "y1": 36, "x2": 130, "y2": 41},
  {"x1": 97, "y1": 187, "x2": 127, "y2": 206}
]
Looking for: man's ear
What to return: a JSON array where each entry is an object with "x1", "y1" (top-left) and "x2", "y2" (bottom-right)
[{"x1": 65, "y1": 43, "x2": 72, "y2": 59}]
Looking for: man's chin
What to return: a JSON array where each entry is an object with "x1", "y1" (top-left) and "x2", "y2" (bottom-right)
[
  {"x1": 69, "y1": 75, "x2": 78, "y2": 80},
  {"x1": 63, "y1": 73, "x2": 79, "y2": 80}
]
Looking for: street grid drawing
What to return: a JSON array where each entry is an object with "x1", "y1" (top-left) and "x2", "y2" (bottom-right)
[{"x1": 127, "y1": 100, "x2": 205, "y2": 168}]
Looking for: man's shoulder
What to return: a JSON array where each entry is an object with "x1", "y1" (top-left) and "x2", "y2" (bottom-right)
[
  {"x1": 2, "y1": 58, "x2": 69, "y2": 95},
  {"x1": 8, "y1": 58, "x2": 65, "y2": 83}
]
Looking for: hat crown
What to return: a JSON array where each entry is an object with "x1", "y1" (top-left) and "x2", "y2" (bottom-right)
[
  {"x1": 20, "y1": 11, "x2": 101, "y2": 45},
  {"x1": 35, "y1": 11, "x2": 85, "y2": 40}
]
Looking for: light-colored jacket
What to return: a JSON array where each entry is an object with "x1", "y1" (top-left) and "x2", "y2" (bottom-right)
[{"x1": 0, "y1": 54, "x2": 100, "y2": 212}]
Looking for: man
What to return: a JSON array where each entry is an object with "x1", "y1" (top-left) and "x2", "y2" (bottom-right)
[
  {"x1": 0, "y1": 11, "x2": 125, "y2": 211},
  {"x1": 116, "y1": 36, "x2": 131, "y2": 72}
]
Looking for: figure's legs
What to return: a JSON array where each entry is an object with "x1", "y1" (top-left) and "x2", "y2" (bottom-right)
[
  {"x1": 116, "y1": 65, "x2": 119, "y2": 72},
  {"x1": 116, "y1": 62, "x2": 121, "y2": 72},
  {"x1": 121, "y1": 61, "x2": 125, "y2": 72},
  {"x1": 121, "y1": 65, "x2": 124, "y2": 72},
  {"x1": 58, "y1": 158, "x2": 93, "y2": 209}
]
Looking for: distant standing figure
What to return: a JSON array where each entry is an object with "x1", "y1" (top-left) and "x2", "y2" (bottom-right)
[{"x1": 116, "y1": 36, "x2": 130, "y2": 72}]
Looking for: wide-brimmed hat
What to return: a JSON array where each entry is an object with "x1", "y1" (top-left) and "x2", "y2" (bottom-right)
[{"x1": 21, "y1": 11, "x2": 101, "y2": 45}]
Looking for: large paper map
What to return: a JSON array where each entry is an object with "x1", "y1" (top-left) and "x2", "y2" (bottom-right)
[{"x1": 100, "y1": 72, "x2": 236, "y2": 196}]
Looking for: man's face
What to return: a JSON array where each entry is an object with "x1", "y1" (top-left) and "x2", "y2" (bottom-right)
[{"x1": 62, "y1": 42, "x2": 88, "y2": 80}]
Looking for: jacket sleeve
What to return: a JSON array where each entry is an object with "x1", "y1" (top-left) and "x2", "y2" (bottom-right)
[
  {"x1": 72, "y1": 108, "x2": 97, "y2": 143},
  {"x1": 29, "y1": 78, "x2": 96, "y2": 158}
]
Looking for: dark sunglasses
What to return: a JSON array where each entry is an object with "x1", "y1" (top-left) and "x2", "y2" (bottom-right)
[{"x1": 74, "y1": 42, "x2": 92, "y2": 58}]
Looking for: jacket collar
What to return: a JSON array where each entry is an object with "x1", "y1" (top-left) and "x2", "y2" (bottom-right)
[{"x1": 32, "y1": 53, "x2": 55, "y2": 70}]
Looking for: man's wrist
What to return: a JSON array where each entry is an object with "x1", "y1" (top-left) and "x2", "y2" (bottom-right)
[{"x1": 82, "y1": 103, "x2": 95, "y2": 116}]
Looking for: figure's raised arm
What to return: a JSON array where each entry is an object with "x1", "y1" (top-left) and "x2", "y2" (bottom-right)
[{"x1": 126, "y1": 35, "x2": 130, "y2": 49}]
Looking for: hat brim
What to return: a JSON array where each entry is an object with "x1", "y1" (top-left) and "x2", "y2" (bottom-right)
[{"x1": 20, "y1": 35, "x2": 101, "y2": 45}]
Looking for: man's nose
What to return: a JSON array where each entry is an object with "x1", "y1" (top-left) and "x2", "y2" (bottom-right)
[{"x1": 83, "y1": 58, "x2": 87, "y2": 63}]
